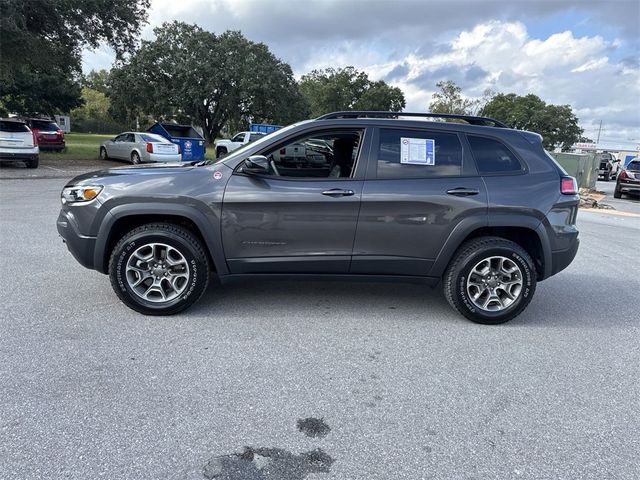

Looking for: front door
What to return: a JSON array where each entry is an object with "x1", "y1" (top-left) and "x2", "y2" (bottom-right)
[
  {"x1": 351, "y1": 127, "x2": 488, "y2": 276},
  {"x1": 221, "y1": 128, "x2": 369, "y2": 274}
]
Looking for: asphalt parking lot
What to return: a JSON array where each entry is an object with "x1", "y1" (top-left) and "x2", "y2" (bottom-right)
[{"x1": 1, "y1": 173, "x2": 639, "y2": 479}]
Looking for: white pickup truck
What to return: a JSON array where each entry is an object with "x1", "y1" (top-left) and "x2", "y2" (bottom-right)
[{"x1": 214, "y1": 131, "x2": 266, "y2": 158}]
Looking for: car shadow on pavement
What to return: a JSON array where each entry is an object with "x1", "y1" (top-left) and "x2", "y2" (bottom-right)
[
  {"x1": 188, "y1": 276, "x2": 460, "y2": 324},
  {"x1": 509, "y1": 273, "x2": 637, "y2": 329},
  {"x1": 184, "y1": 273, "x2": 636, "y2": 329}
]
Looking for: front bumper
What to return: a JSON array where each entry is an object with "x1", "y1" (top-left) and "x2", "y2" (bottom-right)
[{"x1": 57, "y1": 210, "x2": 97, "y2": 270}]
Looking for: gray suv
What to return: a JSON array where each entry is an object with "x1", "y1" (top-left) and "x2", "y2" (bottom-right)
[{"x1": 57, "y1": 112, "x2": 580, "y2": 324}]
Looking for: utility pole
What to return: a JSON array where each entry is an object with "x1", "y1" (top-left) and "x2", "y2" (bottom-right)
[{"x1": 596, "y1": 120, "x2": 602, "y2": 145}]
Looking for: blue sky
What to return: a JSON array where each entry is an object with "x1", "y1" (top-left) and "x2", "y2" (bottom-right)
[{"x1": 83, "y1": 0, "x2": 640, "y2": 149}]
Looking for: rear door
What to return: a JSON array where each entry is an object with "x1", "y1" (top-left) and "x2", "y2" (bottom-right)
[
  {"x1": 351, "y1": 126, "x2": 487, "y2": 276},
  {"x1": 221, "y1": 127, "x2": 370, "y2": 274}
]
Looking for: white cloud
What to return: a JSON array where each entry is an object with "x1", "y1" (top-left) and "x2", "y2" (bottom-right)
[{"x1": 81, "y1": 2, "x2": 640, "y2": 149}]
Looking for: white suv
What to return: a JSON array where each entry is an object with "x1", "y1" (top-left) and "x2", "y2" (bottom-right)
[{"x1": 0, "y1": 119, "x2": 39, "y2": 168}]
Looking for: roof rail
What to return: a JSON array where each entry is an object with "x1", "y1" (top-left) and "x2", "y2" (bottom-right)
[{"x1": 316, "y1": 111, "x2": 508, "y2": 128}]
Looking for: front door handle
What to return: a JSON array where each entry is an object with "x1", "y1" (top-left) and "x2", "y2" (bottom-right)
[
  {"x1": 322, "y1": 189, "x2": 355, "y2": 197},
  {"x1": 446, "y1": 187, "x2": 480, "y2": 196}
]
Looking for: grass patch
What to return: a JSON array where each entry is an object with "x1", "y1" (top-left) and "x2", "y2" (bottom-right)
[
  {"x1": 41, "y1": 133, "x2": 113, "y2": 161},
  {"x1": 42, "y1": 132, "x2": 218, "y2": 161}
]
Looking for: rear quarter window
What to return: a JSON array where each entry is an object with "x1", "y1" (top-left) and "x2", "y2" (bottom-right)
[
  {"x1": 376, "y1": 128, "x2": 463, "y2": 179},
  {"x1": 468, "y1": 135, "x2": 523, "y2": 174}
]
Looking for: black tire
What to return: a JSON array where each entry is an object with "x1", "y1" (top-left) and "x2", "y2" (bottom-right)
[
  {"x1": 603, "y1": 172, "x2": 610, "y2": 181},
  {"x1": 131, "y1": 151, "x2": 141, "y2": 164},
  {"x1": 614, "y1": 185, "x2": 622, "y2": 199},
  {"x1": 216, "y1": 147, "x2": 227, "y2": 159},
  {"x1": 109, "y1": 223, "x2": 211, "y2": 315},
  {"x1": 26, "y1": 156, "x2": 39, "y2": 168},
  {"x1": 443, "y1": 236, "x2": 537, "y2": 325},
  {"x1": 100, "y1": 147, "x2": 109, "y2": 160}
]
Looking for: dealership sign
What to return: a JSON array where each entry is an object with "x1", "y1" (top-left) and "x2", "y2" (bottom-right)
[{"x1": 573, "y1": 142, "x2": 598, "y2": 150}]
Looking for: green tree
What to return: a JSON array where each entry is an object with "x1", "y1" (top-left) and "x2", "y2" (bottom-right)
[
  {"x1": 429, "y1": 80, "x2": 474, "y2": 114},
  {"x1": 299, "y1": 67, "x2": 405, "y2": 117},
  {"x1": 83, "y1": 70, "x2": 112, "y2": 96},
  {"x1": 110, "y1": 22, "x2": 308, "y2": 142},
  {"x1": 71, "y1": 87, "x2": 111, "y2": 122},
  {"x1": 481, "y1": 93, "x2": 583, "y2": 150},
  {"x1": 0, "y1": 0, "x2": 150, "y2": 116}
]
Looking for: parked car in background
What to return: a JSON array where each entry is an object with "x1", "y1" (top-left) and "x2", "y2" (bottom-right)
[
  {"x1": 100, "y1": 132, "x2": 181, "y2": 164},
  {"x1": 0, "y1": 118, "x2": 39, "y2": 168},
  {"x1": 614, "y1": 158, "x2": 640, "y2": 199},
  {"x1": 214, "y1": 131, "x2": 266, "y2": 158},
  {"x1": 596, "y1": 152, "x2": 620, "y2": 181},
  {"x1": 24, "y1": 118, "x2": 65, "y2": 152}
]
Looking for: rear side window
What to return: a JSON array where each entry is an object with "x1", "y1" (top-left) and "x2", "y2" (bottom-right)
[
  {"x1": 0, "y1": 121, "x2": 30, "y2": 133},
  {"x1": 628, "y1": 161, "x2": 640, "y2": 171},
  {"x1": 376, "y1": 128, "x2": 463, "y2": 179},
  {"x1": 468, "y1": 136, "x2": 523, "y2": 174}
]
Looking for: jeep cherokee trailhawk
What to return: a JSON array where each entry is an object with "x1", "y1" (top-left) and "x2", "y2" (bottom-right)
[{"x1": 57, "y1": 112, "x2": 580, "y2": 324}]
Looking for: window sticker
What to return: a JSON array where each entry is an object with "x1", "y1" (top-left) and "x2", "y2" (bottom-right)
[{"x1": 400, "y1": 137, "x2": 435, "y2": 165}]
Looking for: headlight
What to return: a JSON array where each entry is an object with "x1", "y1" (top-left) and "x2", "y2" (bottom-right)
[{"x1": 61, "y1": 185, "x2": 103, "y2": 205}]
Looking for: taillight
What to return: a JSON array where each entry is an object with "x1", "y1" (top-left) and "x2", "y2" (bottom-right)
[
  {"x1": 177, "y1": 145, "x2": 181, "y2": 154},
  {"x1": 560, "y1": 176, "x2": 578, "y2": 195},
  {"x1": 618, "y1": 170, "x2": 627, "y2": 180},
  {"x1": 56, "y1": 129, "x2": 63, "y2": 138},
  {"x1": 146, "y1": 143, "x2": 153, "y2": 153},
  {"x1": 32, "y1": 131, "x2": 38, "y2": 146}
]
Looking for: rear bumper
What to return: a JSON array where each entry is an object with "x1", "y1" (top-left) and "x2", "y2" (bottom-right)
[
  {"x1": 57, "y1": 210, "x2": 97, "y2": 270},
  {"x1": 38, "y1": 142, "x2": 65, "y2": 151},
  {"x1": 147, "y1": 152, "x2": 182, "y2": 162},
  {"x1": 551, "y1": 238, "x2": 579, "y2": 276},
  {"x1": 0, "y1": 151, "x2": 39, "y2": 161},
  {"x1": 618, "y1": 181, "x2": 640, "y2": 195}
]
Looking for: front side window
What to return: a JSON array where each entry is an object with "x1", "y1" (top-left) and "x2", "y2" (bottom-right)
[
  {"x1": 468, "y1": 135, "x2": 523, "y2": 174},
  {"x1": 376, "y1": 128, "x2": 463, "y2": 179},
  {"x1": 254, "y1": 130, "x2": 363, "y2": 179}
]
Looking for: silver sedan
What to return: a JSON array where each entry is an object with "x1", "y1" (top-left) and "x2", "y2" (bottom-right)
[{"x1": 100, "y1": 132, "x2": 182, "y2": 164}]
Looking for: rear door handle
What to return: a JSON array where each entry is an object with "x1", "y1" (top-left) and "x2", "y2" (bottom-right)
[
  {"x1": 322, "y1": 188, "x2": 355, "y2": 197},
  {"x1": 446, "y1": 187, "x2": 480, "y2": 196}
]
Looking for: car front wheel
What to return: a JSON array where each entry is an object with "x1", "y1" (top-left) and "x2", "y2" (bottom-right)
[
  {"x1": 109, "y1": 223, "x2": 211, "y2": 315},
  {"x1": 100, "y1": 147, "x2": 109, "y2": 160},
  {"x1": 443, "y1": 236, "x2": 537, "y2": 324}
]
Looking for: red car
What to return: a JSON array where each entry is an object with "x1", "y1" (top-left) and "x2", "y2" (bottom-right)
[{"x1": 25, "y1": 118, "x2": 65, "y2": 152}]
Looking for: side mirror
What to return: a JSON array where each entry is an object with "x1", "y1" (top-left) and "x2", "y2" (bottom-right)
[{"x1": 242, "y1": 155, "x2": 270, "y2": 175}]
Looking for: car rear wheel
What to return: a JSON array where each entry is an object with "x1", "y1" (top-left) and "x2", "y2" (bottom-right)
[
  {"x1": 109, "y1": 223, "x2": 211, "y2": 315},
  {"x1": 603, "y1": 172, "x2": 610, "y2": 181},
  {"x1": 443, "y1": 236, "x2": 536, "y2": 324},
  {"x1": 614, "y1": 185, "x2": 622, "y2": 199},
  {"x1": 100, "y1": 147, "x2": 109, "y2": 160},
  {"x1": 26, "y1": 157, "x2": 39, "y2": 169},
  {"x1": 131, "y1": 151, "x2": 141, "y2": 165}
]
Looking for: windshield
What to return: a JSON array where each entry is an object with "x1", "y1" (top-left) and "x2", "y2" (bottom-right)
[{"x1": 218, "y1": 121, "x2": 312, "y2": 164}]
